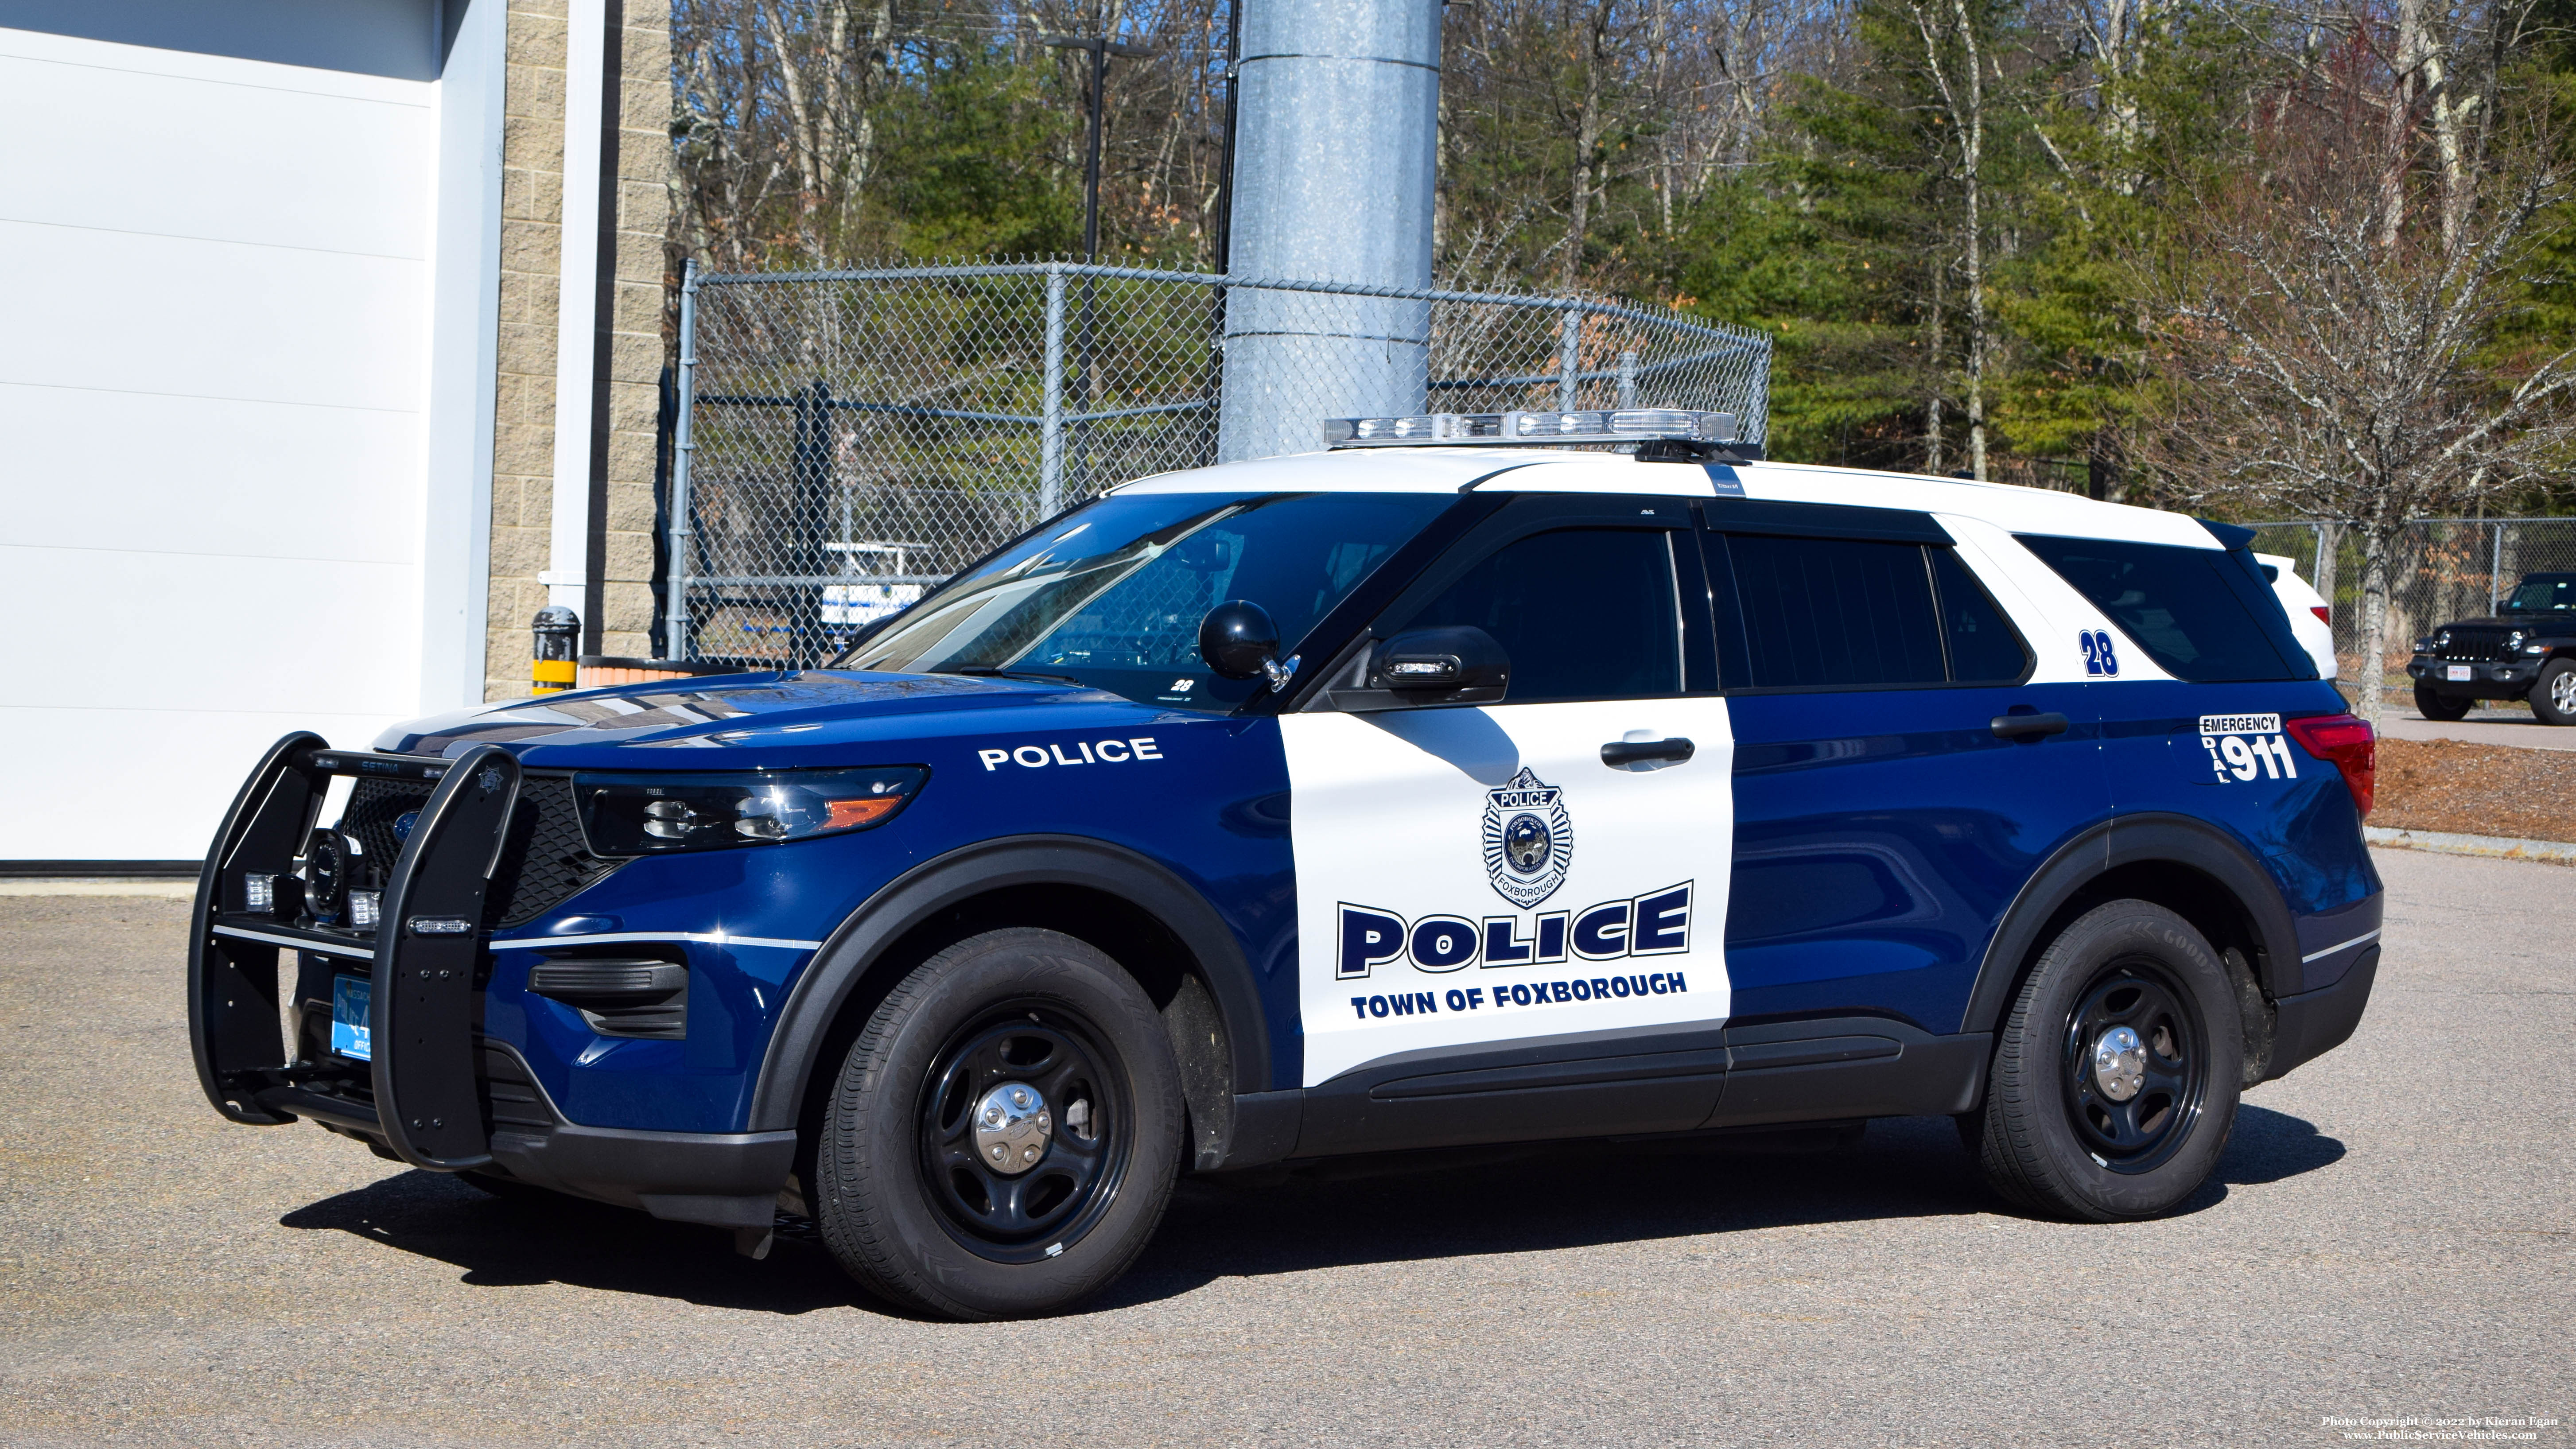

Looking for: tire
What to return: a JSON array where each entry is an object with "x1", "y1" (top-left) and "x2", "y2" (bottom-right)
[
  {"x1": 814, "y1": 928, "x2": 1184, "y2": 1321},
  {"x1": 2414, "y1": 684, "x2": 2472, "y2": 722},
  {"x1": 1965, "y1": 901, "x2": 2242, "y2": 1221},
  {"x1": 2531, "y1": 659, "x2": 2576, "y2": 726}
]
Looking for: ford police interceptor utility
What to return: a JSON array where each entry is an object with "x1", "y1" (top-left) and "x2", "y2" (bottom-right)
[{"x1": 187, "y1": 409, "x2": 2382, "y2": 1321}]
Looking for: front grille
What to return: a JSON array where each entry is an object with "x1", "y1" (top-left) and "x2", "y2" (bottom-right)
[
  {"x1": 341, "y1": 773, "x2": 619, "y2": 927},
  {"x1": 2430, "y1": 627, "x2": 2518, "y2": 662}
]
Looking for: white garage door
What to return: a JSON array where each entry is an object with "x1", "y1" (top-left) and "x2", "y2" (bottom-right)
[{"x1": 0, "y1": 6, "x2": 458, "y2": 863}]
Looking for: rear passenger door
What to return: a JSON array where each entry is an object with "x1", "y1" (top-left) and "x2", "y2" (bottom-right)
[{"x1": 1707, "y1": 502, "x2": 2110, "y2": 1041}]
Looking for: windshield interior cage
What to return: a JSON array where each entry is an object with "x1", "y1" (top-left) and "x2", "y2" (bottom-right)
[{"x1": 666, "y1": 259, "x2": 1772, "y2": 672}]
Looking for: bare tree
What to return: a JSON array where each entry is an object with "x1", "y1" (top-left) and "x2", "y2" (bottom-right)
[{"x1": 2141, "y1": 80, "x2": 2576, "y2": 723}]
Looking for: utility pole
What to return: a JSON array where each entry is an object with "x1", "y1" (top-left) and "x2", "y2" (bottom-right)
[
  {"x1": 1042, "y1": 33, "x2": 1157, "y2": 260},
  {"x1": 1218, "y1": 0, "x2": 1441, "y2": 462}
]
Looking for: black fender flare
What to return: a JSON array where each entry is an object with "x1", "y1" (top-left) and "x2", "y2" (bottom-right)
[
  {"x1": 1961, "y1": 812, "x2": 2304, "y2": 1037},
  {"x1": 744, "y1": 834, "x2": 1272, "y2": 1134}
]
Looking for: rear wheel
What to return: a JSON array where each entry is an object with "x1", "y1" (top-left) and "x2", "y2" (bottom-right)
[
  {"x1": 2414, "y1": 684, "x2": 2472, "y2": 722},
  {"x1": 2531, "y1": 659, "x2": 2576, "y2": 726},
  {"x1": 815, "y1": 928, "x2": 1183, "y2": 1321},
  {"x1": 1966, "y1": 901, "x2": 2242, "y2": 1221}
]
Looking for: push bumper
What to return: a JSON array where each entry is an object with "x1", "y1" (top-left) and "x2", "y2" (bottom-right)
[{"x1": 185, "y1": 734, "x2": 795, "y2": 1228}]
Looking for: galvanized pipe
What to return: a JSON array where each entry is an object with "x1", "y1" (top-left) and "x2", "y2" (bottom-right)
[
  {"x1": 667, "y1": 260, "x2": 699, "y2": 660},
  {"x1": 1217, "y1": 0, "x2": 1441, "y2": 461},
  {"x1": 1040, "y1": 266, "x2": 1068, "y2": 519}
]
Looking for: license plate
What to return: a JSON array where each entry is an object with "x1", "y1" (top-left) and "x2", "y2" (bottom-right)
[
  {"x1": 2447, "y1": 664, "x2": 2472, "y2": 681},
  {"x1": 331, "y1": 975, "x2": 372, "y2": 1061}
]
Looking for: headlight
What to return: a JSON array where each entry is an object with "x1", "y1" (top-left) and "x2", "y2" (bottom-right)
[
  {"x1": 2435, "y1": 629, "x2": 2454, "y2": 649},
  {"x1": 574, "y1": 767, "x2": 927, "y2": 855},
  {"x1": 2506, "y1": 630, "x2": 2527, "y2": 649}
]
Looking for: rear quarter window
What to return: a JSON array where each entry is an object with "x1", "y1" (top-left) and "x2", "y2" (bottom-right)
[{"x1": 2017, "y1": 535, "x2": 2314, "y2": 683}]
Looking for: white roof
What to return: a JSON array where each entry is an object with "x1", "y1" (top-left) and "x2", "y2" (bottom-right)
[{"x1": 1111, "y1": 447, "x2": 2221, "y2": 548}]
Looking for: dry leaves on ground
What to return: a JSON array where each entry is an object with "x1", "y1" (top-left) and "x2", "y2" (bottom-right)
[{"x1": 2371, "y1": 737, "x2": 2576, "y2": 843}]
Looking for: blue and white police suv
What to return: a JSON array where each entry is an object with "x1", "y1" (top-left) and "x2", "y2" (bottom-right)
[{"x1": 188, "y1": 410, "x2": 2382, "y2": 1320}]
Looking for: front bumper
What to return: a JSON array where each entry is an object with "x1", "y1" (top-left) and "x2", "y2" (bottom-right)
[
  {"x1": 185, "y1": 734, "x2": 797, "y2": 1227},
  {"x1": 2407, "y1": 655, "x2": 2540, "y2": 693}
]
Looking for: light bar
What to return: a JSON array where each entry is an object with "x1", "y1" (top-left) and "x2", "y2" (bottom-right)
[{"x1": 1325, "y1": 408, "x2": 1740, "y2": 449}]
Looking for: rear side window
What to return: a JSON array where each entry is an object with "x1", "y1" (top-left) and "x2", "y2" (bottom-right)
[
  {"x1": 2017, "y1": 535, "x2": 2312, "y2": 682},
  {"x1": 1393, "y1": 528, "x2": 1682, "y2": 701},
  {"x1": 1717, "y1": 535, "x2": 2030, "y2": 689},
  {"x1": 1724, "y1": 535, "x2": 1947, "y2": 688}
]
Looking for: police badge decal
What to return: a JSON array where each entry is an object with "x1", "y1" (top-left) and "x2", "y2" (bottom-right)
[{"x1": 1482, "y1": 767, "x2": 1574, "y2": 908}]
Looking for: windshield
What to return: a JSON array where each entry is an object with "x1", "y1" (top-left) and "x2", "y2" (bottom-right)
[
  {"x1": 2506, "y1": 573, "x2": 2576, "y2": 613},
  {"x1": 840, "y1": 491, "x2": 1454, "y2": 710}
]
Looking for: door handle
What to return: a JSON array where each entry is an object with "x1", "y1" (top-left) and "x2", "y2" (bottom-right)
[
  {"x1": 1601, "y1": 737, "x2": 1696, "y2": 768},
  {"x1": 1989, "y1": 712, "x2": 2071, "y2": 742}
]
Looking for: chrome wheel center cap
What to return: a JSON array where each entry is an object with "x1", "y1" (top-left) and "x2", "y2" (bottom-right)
[
  {"x1": 972, "y1": 1081, "x2": 1053, "y2": 1176},
  {"x1": 2092, "y1": 1026, "x2": 2147, "y2": 1102}
]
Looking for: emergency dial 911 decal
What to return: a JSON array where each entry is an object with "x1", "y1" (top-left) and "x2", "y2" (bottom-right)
[
  {"x1": 2199, "y1": 713, "x2": 2297, "y2": 782},
  {"x1": 1281, "y1": 700, "x2": 1735, "y2": 1087}
]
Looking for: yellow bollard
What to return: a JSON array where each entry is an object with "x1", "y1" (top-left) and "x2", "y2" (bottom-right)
[{"x1": 532, "y1": 606, "x2": 579, "y2": 694}]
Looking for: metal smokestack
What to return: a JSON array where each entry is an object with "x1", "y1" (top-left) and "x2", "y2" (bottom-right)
[{"x1": 1218, "y1": 0, "x2": 1440, "y2": 461}]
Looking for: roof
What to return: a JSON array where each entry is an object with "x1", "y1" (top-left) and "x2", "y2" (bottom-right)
[{"x1": 1110, "y1": 447, "x2": 2221, "y2": 549}]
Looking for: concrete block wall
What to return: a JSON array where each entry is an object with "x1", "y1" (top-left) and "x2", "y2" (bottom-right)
[{"x1": 482, "y1": 0, "x2": 670, "y2": 700}]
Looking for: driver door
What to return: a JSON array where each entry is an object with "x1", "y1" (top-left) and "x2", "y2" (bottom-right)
[{"x1": 1279, "y1": 494, "x2": 1737, "y2": 1154}]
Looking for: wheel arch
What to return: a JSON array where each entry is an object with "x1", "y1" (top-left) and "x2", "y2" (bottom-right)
[
  {"x1": 1963, "y1": 814, "x2": 2303, "y2": 1053},
  {"x1": 746, "y1": 835, "x2": 1270, "y2": 1170}
]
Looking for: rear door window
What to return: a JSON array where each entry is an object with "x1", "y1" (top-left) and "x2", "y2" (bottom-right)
[
  {"x1": 2017, "y1": 535, "x2": 2311, "y2": 682},
  {"x1": 1720, "y1": 535, "x2": 1947, "y2": 688}
]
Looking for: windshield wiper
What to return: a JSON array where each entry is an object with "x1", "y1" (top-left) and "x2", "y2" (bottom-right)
[{"x1": 935, "y1": 664, "x2": 1085, "y2": 684}]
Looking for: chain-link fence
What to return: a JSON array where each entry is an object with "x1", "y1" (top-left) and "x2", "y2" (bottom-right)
[
  {"x1": 668, "y1": 259, "x2": 1771, "y2": 668},
  {"x1": 2248, "y1": 517, "x2": 2576, "y2": 700}
]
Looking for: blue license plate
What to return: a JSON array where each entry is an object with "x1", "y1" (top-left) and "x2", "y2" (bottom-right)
[{"x1": 331, "y1": 975, "x2": 373, "y2": 1061}]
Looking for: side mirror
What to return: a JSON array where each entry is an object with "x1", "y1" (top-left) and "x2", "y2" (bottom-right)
[
  {"x1": 1197, "y1": 600, "x2": 1300, "y2": 691},
  {"x1": 1337, "y1": 626, "x2": 1511, "y2": 710}
]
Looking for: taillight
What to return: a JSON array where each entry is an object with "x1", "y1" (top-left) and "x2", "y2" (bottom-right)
[
  {"x1": 2285, "y1": 714, "x2": 2375, "y2": 817},
  {"x1": 2311, "y1": 605, "x2": 2331, "y2": 624}
]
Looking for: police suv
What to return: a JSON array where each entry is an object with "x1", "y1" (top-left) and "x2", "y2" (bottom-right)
[{"x1": 187, "y1": 409, "x2": 2382, "y2": 1321}]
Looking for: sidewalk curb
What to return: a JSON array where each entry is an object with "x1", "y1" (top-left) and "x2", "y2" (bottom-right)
[
  {"x1": 0, "y1": 880, "x2": 199, "y2": 898},
  {"x1": 2365, "y1": 826, "x2": 2576, "y2": 867}
]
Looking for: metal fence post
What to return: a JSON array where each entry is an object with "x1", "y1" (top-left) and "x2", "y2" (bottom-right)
[
  {"x1": 667, "y1": 260, "x2": 699, "y2": 660},
  {"x1": 1040, "y1": 265, "x2": 1066, "y2": 520},
  {"x1": 2492, "y1": 519, "x2": 2506, "y2": 613},
  {"x1": 1616, "y1": 350, "x2": 1639, "y2": 408},
  {"x1": 1557, "y1": 307, "x2": 1581, "y2": 412}
]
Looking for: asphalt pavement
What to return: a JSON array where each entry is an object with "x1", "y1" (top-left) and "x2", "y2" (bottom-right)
[{"x1": 3, "y1": 850, "x2": 2568, "y2": 1447}]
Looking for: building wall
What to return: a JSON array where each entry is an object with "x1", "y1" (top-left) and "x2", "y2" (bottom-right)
[
  {"x1": 0, "y1": 5, "x2": 461, "y2": 862},
  {"x1": 481, "y1": 0, "x2": 668, "y2": 700}
]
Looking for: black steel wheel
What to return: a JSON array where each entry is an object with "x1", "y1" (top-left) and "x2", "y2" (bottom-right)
[
  {"x1": 1964, "y1": 900, "x2": 2242, "y2": 1221},
  {"x1": 2059, "y1": 965, "x2": 2207, "y2": 1175},
  {"x1": 2414, "y1": 684, "x2": 2472, "y2": 722},
  {"x1": 917, "y1": 1006, "x2": 1131, "y2": 1264},
  {"x1": 815, "y1": 928, "x2": 1183, "y2": 1320}
]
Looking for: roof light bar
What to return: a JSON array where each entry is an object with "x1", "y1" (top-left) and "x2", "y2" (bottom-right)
[{"x1": 1324, "y1": 408, "x2": 1741, "y2": 450}]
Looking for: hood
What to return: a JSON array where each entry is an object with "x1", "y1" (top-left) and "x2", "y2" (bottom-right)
[
  {"x1": 373, "y1": 669, "x2": 1150, "y2": 765},
  {"x1": 2435, "y1": 615, "x2": 2573, "y2": 633}
]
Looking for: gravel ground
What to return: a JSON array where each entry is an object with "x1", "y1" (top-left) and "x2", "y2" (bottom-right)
[{"x1": 3, "y1": 851, "x2": 2568, "y2": 1448}]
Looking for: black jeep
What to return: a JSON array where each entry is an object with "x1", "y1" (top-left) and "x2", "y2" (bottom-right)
[{"x1": 2407, "y1": 571, "x2": 2576, "y2": 724}]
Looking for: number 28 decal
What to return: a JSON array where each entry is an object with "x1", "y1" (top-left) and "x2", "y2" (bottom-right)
[{"x1": 2079, "y1": 629, "x2": 2121, "y2": 676}]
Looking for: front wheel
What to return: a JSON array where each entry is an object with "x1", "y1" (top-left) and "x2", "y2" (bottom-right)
[
  {"x1": 1965, "y1": 901, "x2": 2242, "y2": 1221},
  {"x1": 2531, "y1": 658, "x2": 2576, "y2": 726},
  {"x1": 815, "y1": 928, "x2": 1184, "y2": 1321},
  {"x1": 2414, "y1": 684, "x2": 2472, "y2": 722}
]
